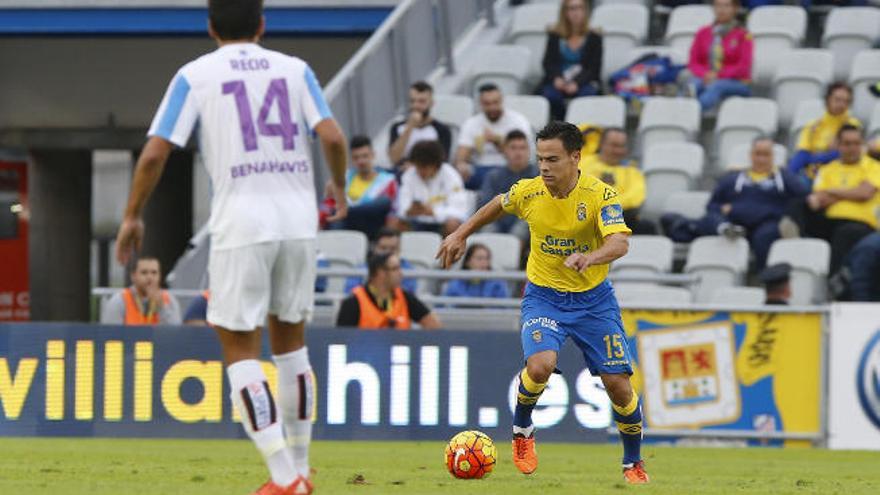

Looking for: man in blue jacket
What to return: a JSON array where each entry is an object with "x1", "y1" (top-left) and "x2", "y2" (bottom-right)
[{"x1": 662, "y1": 137, "x2": 810, "y2": 268}]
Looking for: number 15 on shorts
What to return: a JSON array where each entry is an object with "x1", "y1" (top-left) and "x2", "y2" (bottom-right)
[{"x1": 604, "y1": 333, "x2": 625, "y2": 359}]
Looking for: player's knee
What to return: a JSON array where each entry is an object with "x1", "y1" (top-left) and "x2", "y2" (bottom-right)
[
  {"x1": 526, "y1": 360, "x2": 554, "y2": 384},
  {"x1": 603, "y1": 376, "x2": 633, "y2": 406}
]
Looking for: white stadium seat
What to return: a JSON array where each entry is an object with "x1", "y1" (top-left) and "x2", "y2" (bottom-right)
[
  {"x1": 400, "y1": 231, "x2": 442, "y2": 269},
  {"x1": 709, "y1": 286, "x2": 766, "y2": 306},
  {"x1": 317, "y1": 230, "x2": 369, "y2": 293},
  {"x1": 565, "y1": 95, "x2": 626, "y2": 129},
  {"x1": 714, "y1": 97, "x2": 778, "y2": 173},
  {"x1": 624, "y1": 46, "x2": 688, "y2": 67},
  {"x1": 772, "y1": 49, "x2": 833, "y2": 127},
  {"x1": 468, "y1": 44, "x2": 532, "y2": 97},
  {"x1": 788, "y1": 98, "x2": 825, "y2": 150},
  {"x1": 612, "y1": 235, "x2": 675, "y2": 276},
  {"x1": 591, "y1": 4, "x2": 650, "y2": 79},
  {"x1": 641, "y1": 142, "x2": 704, "y2": 222},
  {"x1": 664, "y1": 5, "x2": 714, "y2": 55},
  {"x1": 507, "y1": 4, "x2": 557, "y2": 88},
  {"x1": 766, "y1": 238, "x2": 831, "y2": 304},
  {"x1": 432, "y1": 94, "x2": 474, "y2": 132},
  {"x1": 747, "y1": 6, "x2": 807, "y2": 87},
  {"x1": 613, "y1": 283, "x2": 693, "y2": 306},
  {"x1": 469, "y1": 233, "x2": 521, "y2": 271},
  {"x1": 504, "y1": 95, "x2": 550, "y2": 132},
  {"x1": 685, "y1": 236, "x2": 750, "y2": 303},
  {"x1": 637, "y1": 97, "x2": 701, "y2": 154},
  {"x1": 822, "y1": 7, "x2": 880, "y2": 81},
  {"x1": 849, "y1": 50, "x2": 880, "y2": 124},
  {"x1": 662, "y1": 191, "x2": 711, "y2": 221},
  {"x1": 868, "y1": 103, "x2": 880, "y2": 142},
  {"x1": 723, "y1": 142, "x2": 787, "y2": 172}
]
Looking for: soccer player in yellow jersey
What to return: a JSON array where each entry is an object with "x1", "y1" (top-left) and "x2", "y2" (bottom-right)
[{"x1": 437, "y1": 122, "x2": 649, "y2": 484}]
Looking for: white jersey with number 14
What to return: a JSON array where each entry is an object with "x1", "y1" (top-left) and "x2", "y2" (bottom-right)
[{"x1": 148, "y1": 42, "x2": 331, "y2": 250}]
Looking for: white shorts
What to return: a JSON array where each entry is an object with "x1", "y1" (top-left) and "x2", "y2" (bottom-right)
[{"x1": 207, "y1": 239, "x2": 316, "y2": 331}]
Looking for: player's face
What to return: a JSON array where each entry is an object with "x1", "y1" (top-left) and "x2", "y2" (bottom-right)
[
  {"x1": 466, "y1": 247, "x2": 492, "y2": 271},
  {"x1": 409, "y1": 89, "x2": 432, "y2": 117},
  {"x1": 600, "y1": 131, "x2": 627, "y2": 165},
  {"x1": 351, "y1": 145, "x2": 374, "y2": 174},
  {"x1": 827, "y1": 87, "x2": 852, "y2": 116},
  {"x1": 383, "y1": 255, "x2": 404, "y2": 289},
  {"x1": 132, "y1": 260, "x2": 160, "y2": 293},
  {"x1": 750, "y1": 140, "x2": 774, "y2": 173},
  {"x1": 374, "y1": 235, "x2": 401, "y2": 256},
  {"x1": 504, "y1": 138, "x2": 531, "y2": 171},
  {"x1": 479, "y1": 90, "x2": 504, "y2": 122},
  {"x1": 536, "y1": 138, "x2": 579, "y2": 189},
  {"x1": 564, "y1": 0, "x2": 587, "y2": 27},
  {"x1": 838, "y1": 131, "x2": 863, "y2": 163},
  {"x1": 415, "y1": 163, "x2": 440, "y2": 181},
  {"x1": 713, "y1": 0, "x2": 736, "y2": 24}
]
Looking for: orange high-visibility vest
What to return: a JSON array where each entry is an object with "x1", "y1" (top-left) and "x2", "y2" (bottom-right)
[
  {"x1": 122, "y1": 287, "x2": 170, "y2": 325},
  {"x1": 352, "y1": 286, "x2": 411, "y2": 330}
]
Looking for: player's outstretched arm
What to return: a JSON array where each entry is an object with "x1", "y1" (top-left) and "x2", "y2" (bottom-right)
[
  {"x1": 436, "y1": 195, "x2": 505, "y2": 268},
  {"x1": 314, "y1": 118, "x2": 349, "y2": 222},
  {"x1": 115, "y1": 136, "x2": 173, "y2": 265},
  {"x1": 564, "y1": 232, "x2": 630, "y2": 273}
]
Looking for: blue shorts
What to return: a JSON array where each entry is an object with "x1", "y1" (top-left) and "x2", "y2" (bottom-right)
[{"x1": 520, "y1": 280, "x2": 633, "y2": 376}]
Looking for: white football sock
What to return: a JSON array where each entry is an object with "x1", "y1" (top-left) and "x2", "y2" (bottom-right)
[
  {"x1": 513, "y1": 424, "x2": 535, "y2": 438},
  {"x1": 227, "y1": 359, "x2": 297, "y2": 486},
  {"x1": 274, "y1": 347, "x2": 314, "y2": 478}
]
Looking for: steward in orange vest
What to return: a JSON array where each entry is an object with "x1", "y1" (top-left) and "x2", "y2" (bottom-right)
[{"x1": 99, "y1": 257, "x2": 182, "y2": 326}]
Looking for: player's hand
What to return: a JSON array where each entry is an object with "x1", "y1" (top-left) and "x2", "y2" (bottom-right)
[
  {"x1": 564, "y1": 252, "x2": 592, "y2": 273},
  {"x1": 436, "y1": 233, "x2": 466, "y2": 269},
  {"x1": 325, "y1": 182, "x2": 348, "y2": 223},
  {"x1": 456, "y1": 162, "x2": 473, "y2": 181},
  {"x1": 406, "y1": 110, "x2": 424, "y2": 128},
  {"x1": 115, "y1": 216, "x2": 144, "y2": 266}
]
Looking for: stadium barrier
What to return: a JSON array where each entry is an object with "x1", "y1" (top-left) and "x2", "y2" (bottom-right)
[{"x1": 1, "y1": 306, "x2": 833, "y2": 446}]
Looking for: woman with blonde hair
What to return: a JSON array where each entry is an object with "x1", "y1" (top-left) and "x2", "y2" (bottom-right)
[{"x1": 540, "y1": 0, "x2": 603, "y2": 120}]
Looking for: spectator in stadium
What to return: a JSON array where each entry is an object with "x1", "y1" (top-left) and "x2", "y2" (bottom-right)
[
  {"x1": 682, "y1": 0, "x2": 753, "y2": 111},
  {"x1": 661, "y1": 137, "x2": 809, "y2": 269},
  {"x1": 802, "y1": 125, "x2": 879, "y2": 274},
  {"x1": 394, "y1": 140, "x2": 469, "y2": 236},
  {"x1": 388, "y1": 81, "x2": 452, "y2": 167},
  {"x1": 454, "y1": 83, "x2": 533, "y2": 190},
  {"x1": 478, "y1": 130, "x2": 537, "y2": 244},
  {"x1": 842, "y1": 232, "x2": 880, "y2": 302},
  {"x1": 322, "y1": 135, "x2": 397, "y2": 239},
  {"x1": 580, "y1": 128, "x2": 655, "y2": 234},
  {"x1": 100, "y1": 256, "x2": 182, "y2": 325},
  {"x1": 788, "y1": 82, "x2": 861, "y2": 182},
  {"x1": 760, "y1": 262, "x2": 792, "y2": 305},
  {"x1": 539, "y1": 0, "x2": 602, "y2": 121},
  {"x1": 336, "y1": 252, "x2": 441, "y2": 330},
  {"x1": 343, "y1": 227, "x2": 418, "y2": 294},
  {"x1": 443, "y1": 243, "x2": 510, "y2": 299}
]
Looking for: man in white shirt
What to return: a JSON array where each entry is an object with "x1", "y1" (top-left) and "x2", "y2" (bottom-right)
[
  {"x1": 387, "y1": 81, "x2": 452, "y2": 168},
  {"x1": 394, "y1": 140, "x2": 469, "y2": 236},
  {"x1": 113, "y1": 1, "x2": 347, "y2": 494},
  {"x1": 454, "y1": 83, "x2": 533, "y2": 190}
]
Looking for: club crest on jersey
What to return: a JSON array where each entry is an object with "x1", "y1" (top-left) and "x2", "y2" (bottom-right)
[
  {"x1": 601, "y1": 204, "x2": 624, "y2": 225},
  {"x1": 577, "y1": 202, "x2": 587, "y2": 221},
  {"x1": 603, "y1": 187, "x2": 618, "y2": 201},
  {"x1": 532, "y1": 330, "x2": 542, "y2": 343}
]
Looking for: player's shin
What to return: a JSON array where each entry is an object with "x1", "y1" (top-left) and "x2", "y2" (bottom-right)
[
  {"x1": 274, "y1": 348, "x2": 314, "y2": 478},
  {"x1": 227, "y1": 359, "x2": 297, "y2": 487},
  {"x1": 612, "y1": 392, "x2": 643, "y2": 467},
  {"x1": 513, "y1": 368, "x2": 546, "y2": 437}
]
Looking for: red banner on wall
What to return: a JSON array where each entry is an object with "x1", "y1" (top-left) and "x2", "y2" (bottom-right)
[{"x1": 0, "y1": 161, "x2": 29, "y2": 321}]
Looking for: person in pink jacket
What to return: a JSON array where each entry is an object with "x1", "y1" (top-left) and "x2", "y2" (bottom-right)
[{"x1": 685, "y1": 0, "x2": 753, "y2": 111}]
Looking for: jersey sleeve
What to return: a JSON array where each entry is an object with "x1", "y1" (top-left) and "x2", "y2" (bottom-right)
[
  {"x1": 596, "y1": 185, "x2": 632, "y2": 237},
  {"x1": 865, "y1": 160, "x2": 880, "y2": 189},
  {"x1": 299, "y1": 65, "x2": 333, "y2": 132},
  {"x1": 147, "y1": 71, "x2": 199, "y2": 147},
  {"x1": 500, "y1": 179, "x2": 527, "y2": 218}
]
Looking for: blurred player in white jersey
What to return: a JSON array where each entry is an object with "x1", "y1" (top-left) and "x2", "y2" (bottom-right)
[{"x1": 114, "y1": 1, "x2": 347, "y2": 494}]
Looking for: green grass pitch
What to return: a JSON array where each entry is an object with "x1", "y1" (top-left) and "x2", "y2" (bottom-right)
[{"x1": 1, "y1": 437, "x2": 879, "y2": 495}]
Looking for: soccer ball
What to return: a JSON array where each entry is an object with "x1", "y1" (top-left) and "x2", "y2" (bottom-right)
[{"x1": 444, "y1": 430, "x2": 497, "y2": 479}]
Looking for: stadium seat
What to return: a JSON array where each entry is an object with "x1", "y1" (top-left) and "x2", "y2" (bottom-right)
[
  {"x1": 662, "y1": 191, "x2": 711, "y2": 220},
  {"x1": 723, "y1": 141, "x2": 787, "y2": 172},
  {"x1": 507, "y1": 3, "x2": 557, "y2": 88},
  {"x1": 868, "y1": 102, "x2": 880, "y2": 142},
  {"x1": 637, "y1": 97, "x2": 701, "y2": 154},
  {"x1": 624, "y1": 46, "x2": 688, "y2": 67},
  {"x1": 664, "y1": 5, "x2": 714, "y2": 55},
  {"x1": 766, "y1": 238, "x2": 831, "y2": 304},
  {"x1": 593, "y1": 0, "x2": 651, "y2": 6},
  {"x1": 469, "y1": 233, "x2": 521, "y2": 271},
  {"x1": 685, "y1": 236, "x2": 750, "y2": 303},
  {"x1": 468, "y1": 45, "x2": 532, "y2": 97},
  {"x1": 709, "y1": 286, "x2": 766, "y2": 306},
  {"x1": 401, "y1": 231, "x2": 442, "y2": 269},
  {"x1": 641, "y1": 142, "x2": 705, "y2": 222},
  {"x1": 822, "y1": 7, "x2": 880, "y2": 82},
  {"x1": 849, "y1": 50, "x2": 880, "y2": 123},
  {"x1": 504, "y1": 95, "x2": 550, "y2": 132},
  {"x1": 613, "y1": 283, "x2": 693, "y2": 306},
  {"x1": 713, "y1": 97, "x2": 778, "y2": 173},
  {"x1": 611, "y1": 235, "x2": 675, "y2": 276},
  {"x1": 772, "y1": 49, "x2": 833, "y2": 127},
  {"x1": 747, "y1": 6, "x2": 807, "y2": 87},
  {"x1": 432, "y1": 94, "x2": 474, "y2": 132},
  {"x1": 317, "y1": 230, "x2": 369, "y2": 293},
  {"x1": 590, "y1": 4, "x2": 650, "y2": 79},
  {"x1": 788, "y1": 98, "x2": 825, "y2": 150},
  {"x1": 565, "y1": 95, "x2": 626, "y2": 129}
]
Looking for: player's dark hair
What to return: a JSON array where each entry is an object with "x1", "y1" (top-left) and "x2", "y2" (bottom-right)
[
  {"x1": 367, "y1": 252, "x2": 395, "y2": 279},
  {"x1": 132, "y1": 255, "x2": 161, "y2": 273},
  {"x1": 410, "y1": 81, "x2": 433, "y2": 93},
  {"x1": 478, "y1": 83, "x2": 500, "y2": 94},
  {"x1": 462, "y1": 243, "x2": 491, "y2": 270},
  {"x1": 536, "y1": 121, "x2": 584, "y2": 153},
  {"x1": 751, "y1": 135, "x2": 774, "y2": 147},
  {"x1": 209, "y1": 0, "x2": 263, "y2": 41},
  {"x1": 408, "y1": 140, "x2": 444, "y2": 167},
  {"x1": 505, "y1": 129, "x2": 528, "y2": 144},
  {"x1": 349, "y1": 135, "x2": 372, "y2": 150},
  {"x1": 837, "y1": 123, "x2": 862, "y2": 140},
  {"x1": 825, "y1": 81, "x2": 853, "y2": 101}
]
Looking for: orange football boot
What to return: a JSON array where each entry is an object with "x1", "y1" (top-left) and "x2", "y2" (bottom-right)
[
  {"x1": 512, "y1": 434, "x2": 538, "y2": 474},
  {"x1": 623, "y1": 460, "x2": 650, "y2": 484}
]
